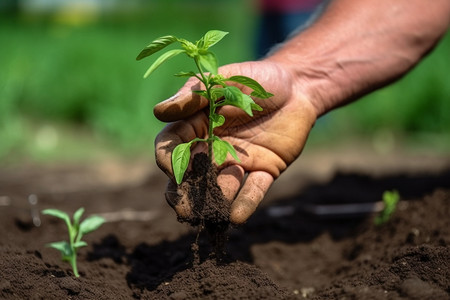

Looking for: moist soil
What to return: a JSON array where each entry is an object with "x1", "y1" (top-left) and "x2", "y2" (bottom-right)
[
  {"x1": 1, "y1": 150, "x2": 450, "y2": 299},
  {"x1": 174, "y1": 153, "x2": 231, "y2": 260}
]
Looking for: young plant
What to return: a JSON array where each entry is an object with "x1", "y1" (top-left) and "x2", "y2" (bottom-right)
[
  {"x1": 137, "y1": 30, "x2": 273, "y2": 184},
  {"x1": 374, "y1": 190, "x2": 400, "y2": 225},
  {"x1": 42, "y1": 207, "x2": 105, "y2": 277}
]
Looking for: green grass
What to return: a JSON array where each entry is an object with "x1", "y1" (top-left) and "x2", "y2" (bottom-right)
[
  {"x1": 0, "y1": 1, "x2": 257, "y2": 163},
  {"x1": 1, "y1": 1, "x2": 449, "y2": 164}
]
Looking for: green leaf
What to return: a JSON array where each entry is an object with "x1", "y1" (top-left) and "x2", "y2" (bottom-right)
[
  {"x1": 251, "y1": 102, "x2": 263, "y2": 112},
  {"x1": 73, "y1": 207, "x2": 84, "y2": 227},
  {"x1": 192, "y1": 90, "x2": 208, "y2": 98},
  {"x1": 382, "y1": 190, "x2": 400, "y2": 216},
  {"x1": 172, "y1": 142, "x2": 192, "y2": 185},
  {"x1": 375, "y1": 190, "x2": 400, "y2": 225},
  {"x1": 210, "y1": 74, "x2": 225, "y2": 84},
  {"x1": 179, "y1": 39, "x2": 198, "y2": 57},
  {"x1": 251, "y1": 90, "x2": 273, "y2": 99},
  {"x1": 47, "y1": 241, "x2": 72, "y2": 257},
  {"x1": 143, "y1": 49, "x2": 185, "y2": 78},
  {"x1": 42, "y1": 209, "x2": 71, "y2": 229},
  {"x1": 42, "y1": 209, "x2": 69, "y2": 221},
  {"x1": 211, "y1": 113, "x2": 225, "y2": 129},
  {"x1": 212, "y1": 139, "x2": 227, "y2": 165},
  {"x1": 226, "y1": 75, "x2": 273, "y2": 99},
  {"x1": 222, "y1": 140, "x2": 240, "y2": 162},
  {"x1": 222, "y1": 86, "x2": 253, "y2": 116},
  {"x1": 79, "y1": 215, "x2": 105, "y2": 236},
  {"x1": 73, "y1": 241, "x2": 88, "y2": 249},
  {"x1": 197, "y1": 30, "x2": 229, "y2": 50},
  {"x1": 136, "y1": 35, "x2": 178, "y2": 60},
  {"x1": 174, "y1": 71, "x2": 198, "y2": 78},
  {"x1": 198, "y1": 51, "x2": 218, "y2": 74},
  {"x1": 210, "y1": 87, "x2": 225, "y2": 101},
  {"x1": 212, "y1": 138, "x2": 240, "y2": 165}
]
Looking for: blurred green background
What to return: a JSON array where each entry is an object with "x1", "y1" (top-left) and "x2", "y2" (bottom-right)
[{"x1": 1, "y1": 0, "x2": 449, "y2": 165}]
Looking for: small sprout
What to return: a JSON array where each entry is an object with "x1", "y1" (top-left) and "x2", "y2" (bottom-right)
[
  {"x1": 42, "y1": 207, "x2": 105, "y2": 277},
  {"x1": 374, "y1": 190, "x2": 400, "y2": 225},
  {"x1": 137, "y1": 30, "x2": 273, "y2": 184}
]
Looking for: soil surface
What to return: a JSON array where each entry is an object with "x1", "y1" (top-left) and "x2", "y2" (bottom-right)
[{"x1": 1, "y1": 147, "x2": 449, "y2": 299}]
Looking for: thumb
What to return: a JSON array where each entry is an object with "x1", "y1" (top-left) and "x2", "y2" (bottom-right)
[{"x1": 153, "y1": 77, "x2": 209, "y2": 122}]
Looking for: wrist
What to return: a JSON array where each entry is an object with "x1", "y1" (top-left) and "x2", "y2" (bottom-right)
[{"x1": 264, "y1": 50, "x2": 337, "y2": 118}]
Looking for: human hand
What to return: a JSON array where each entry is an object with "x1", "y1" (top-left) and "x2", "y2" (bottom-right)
[{"x1": 154, "y1": 60, "x2": 317, "y2": 224}]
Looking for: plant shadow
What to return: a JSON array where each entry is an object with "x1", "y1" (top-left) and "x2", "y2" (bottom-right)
[{"x1": 88, "y1": 232, "x2": 215, "y2": 291}]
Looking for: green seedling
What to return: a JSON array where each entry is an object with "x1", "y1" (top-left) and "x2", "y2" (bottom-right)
[
  {"x1": 374, "y1": 190, "x2": 400, "y2": 225},
  {"x1": 137, "y1": 30, "x2": 273, "y2": 184},
  {"x1": 42, "y1": 207, "x2": 105, "y2": 277}
]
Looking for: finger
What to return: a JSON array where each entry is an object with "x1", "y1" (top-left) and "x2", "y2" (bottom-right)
[
  {"x1": 154, "y1": 125, "x2": 181, "y2": 182},
  {"x1": 154, "y1": 78, "x2": 209, "y2": 122},
  {"x1": 230, "y1": 171, "x2": 274, "y2": 225},
  {"x1": 154, "y1": 117, "x2": 207, "y2": 180},
  {"x1": 217, "y1": 164, "x2": 245, "y2": 202},
  {"x1": 165, "y1": 179, "x2": 192, "y2": 219},
  {"x1": 164, "y1": 179, "x2": 179, "y2": 208}
]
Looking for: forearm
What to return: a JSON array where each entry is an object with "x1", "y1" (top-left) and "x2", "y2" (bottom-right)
[{"x1": 266, "y1": 0, "x2": 450, "y2": 117}]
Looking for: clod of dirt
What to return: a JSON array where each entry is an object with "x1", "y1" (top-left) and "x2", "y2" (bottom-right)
[{"x1": 176, "y1": 153, "x2": 231, "y2": 258}]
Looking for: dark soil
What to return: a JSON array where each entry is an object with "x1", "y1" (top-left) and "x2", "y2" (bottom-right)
[
  {"x1": 175, "y1": 153, "x2": 231, "y2": 260},
  {"x1": 1, "y1": 151, "x2": 450, "y2": 299}
]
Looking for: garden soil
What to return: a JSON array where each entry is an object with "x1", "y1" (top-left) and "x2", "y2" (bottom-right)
[{"x1": 1, "y1": 146, "x2": 449, "y2": 299}]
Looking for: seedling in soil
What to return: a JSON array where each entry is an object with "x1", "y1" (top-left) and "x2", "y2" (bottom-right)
[
  {"x1": 42, "y1": 207, "x2": 105, "y2": 277},
  {"x1": 137, "y1": 30, "x2": 273, "y2": 184},
  {"x1": 374, "y1": 190, "x2": 400, "y2": 225}
]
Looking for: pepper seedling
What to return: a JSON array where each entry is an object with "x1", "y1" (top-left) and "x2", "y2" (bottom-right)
[
  {"x1": 42, "y1": 207, "x2": 105, "y2": 277},
  {"x1": 137, "y1": 30, "x2": 273, "y2": 184},
  {"x1": 374, "y1": 190, "x2": 400, "y2": 225}
]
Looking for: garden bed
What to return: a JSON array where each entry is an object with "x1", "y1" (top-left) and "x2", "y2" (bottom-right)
[{"x1": 1, "y1": 148, "x2": 449, "y2": 299}]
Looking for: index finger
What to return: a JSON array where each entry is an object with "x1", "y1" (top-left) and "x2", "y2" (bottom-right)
[
  {"x1": 155, "y1": 114, "x2": 209, "y2": 179},
  {"x1": 154, "y1": 78, "x2": 208, "y2": 122}
]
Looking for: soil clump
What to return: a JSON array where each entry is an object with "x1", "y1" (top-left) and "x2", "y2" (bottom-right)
[{"x1": 176, "y1": 153, "x2": 231, "y2": 260}]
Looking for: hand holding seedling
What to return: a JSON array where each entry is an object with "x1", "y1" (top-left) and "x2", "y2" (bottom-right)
[
  {"x1": 137, "y1": 31, "x2": 315, "y2": 224},
  {"x1": 153, "y1": 61, "x2": 317, "y2": 224}
]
